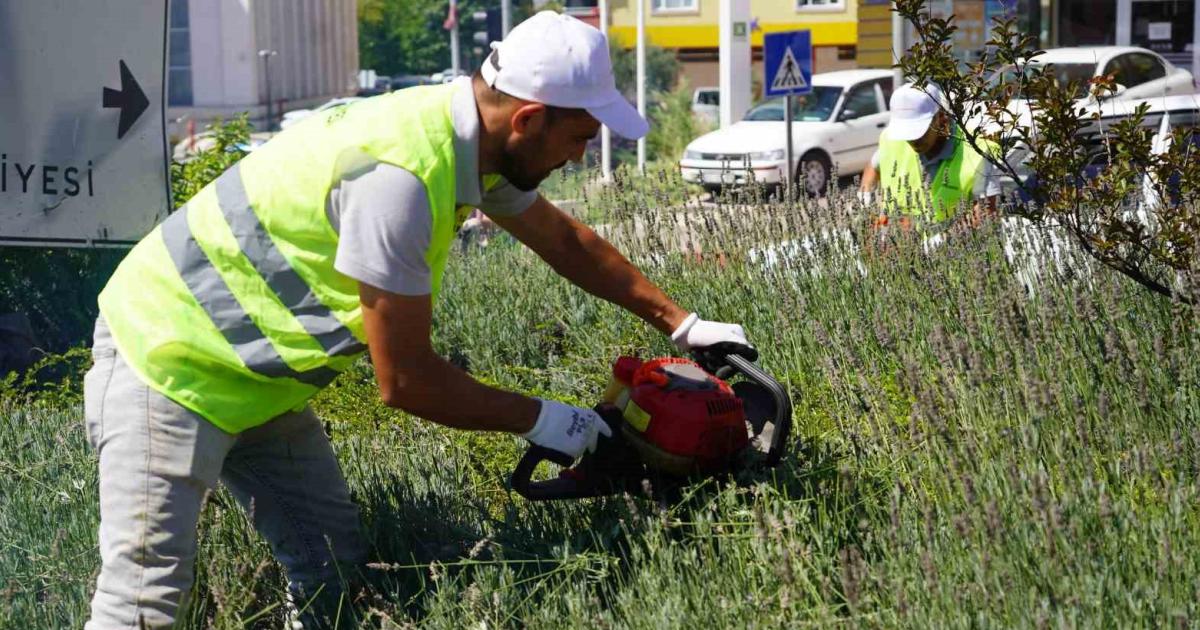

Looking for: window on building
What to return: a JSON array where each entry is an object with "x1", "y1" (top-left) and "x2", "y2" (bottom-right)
[
  {"x1": 168, "y1": 0, "x2": 192, "y2": 106},
  {"x1": 796, "y1": 0, "x2": 844, "y2": 11},
  {"x1": 562, "y1": 0, "x2": 598, "y2": 16},
  {"x1": 651, "y1": 0, "x2": 698, "y2": 14},
  {"x1": 1058, "y1": 0, "x2": 1115, "y2": 46}
]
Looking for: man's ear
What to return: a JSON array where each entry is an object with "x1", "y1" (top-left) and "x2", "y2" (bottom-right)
[{"x1": 511, "y1": 102, "x2": 548, "y2": 136}]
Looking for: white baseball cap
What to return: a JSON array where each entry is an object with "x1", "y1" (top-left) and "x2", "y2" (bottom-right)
[
  {"x1": 480, "y1": 11, "x2": 649, "y2": 139},
  {"x1": 885, "y1": 82, "x2": 946, "y2": 141}
]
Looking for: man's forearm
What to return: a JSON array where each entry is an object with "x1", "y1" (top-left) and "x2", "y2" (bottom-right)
[
  {"x1": 379, "y1": 349, "x2": 539, "y2": 433},
  {"x1": 861, "y1": 163, "x2": 879, "y2": 192},
  {"x1": 543, "y1": 220, "x2": 688, "y2": 335}
]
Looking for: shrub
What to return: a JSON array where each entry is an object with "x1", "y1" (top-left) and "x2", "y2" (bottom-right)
[
  {"x1": 647, "y1": 79, "x2": 713, "y2": 165},
  {"x1": 895, "y1": 0, "x2": 1200, "y2": 303}
]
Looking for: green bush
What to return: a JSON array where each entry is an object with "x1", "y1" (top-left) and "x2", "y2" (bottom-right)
[
  {"x1": 170, "y1": 114, "x2": 252, "y2": 205},
  {"x1": 609, "y1": 39, "x2": 681, "y2": 101},
  {"x1": 647, "y1": 79, "x2": 712, "y2": 165}
]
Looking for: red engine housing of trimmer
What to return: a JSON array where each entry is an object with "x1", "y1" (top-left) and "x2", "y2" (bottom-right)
[{"x1": 608, "y1": 356, "x2": 750, "y2": 475}]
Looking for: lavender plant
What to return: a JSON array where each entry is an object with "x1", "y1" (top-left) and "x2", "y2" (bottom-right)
[{"x1": 2, "y1": 172, "x2": 1198, "y2": 628}]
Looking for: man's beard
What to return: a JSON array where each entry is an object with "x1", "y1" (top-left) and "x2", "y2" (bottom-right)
[
  {"x1": 499, "y1": 159, "x2": 547, "y2": 192},
  {"x1": 498, "y1": 135, "x2": 563, "y2": 192}
]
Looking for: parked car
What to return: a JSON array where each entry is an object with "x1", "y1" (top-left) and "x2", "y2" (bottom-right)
[
  {"x1": 172, "y1": 131, "x2": 269, "y2": 162},
  {"x1": 994, "y1": 92, "x2": 1200, "y2": 206},
  {"x1": 680, "y1": 69, "x2": 894, "y2": 196},
  {"x1": 691, "y1": 87, "x2": 719, "y2": 125},
  {"x1": 390, "y1": 74, "x2": 433, "y2": 90},
  {"x1": 279, "y1": 97, "x2": 363, "y2": 130},
  {"x1": 430, "y1": 68, "x2": 468, "y2": 84},
  {"x1": 981, "y1": 46, "x2": 1194, "y2": 130}
]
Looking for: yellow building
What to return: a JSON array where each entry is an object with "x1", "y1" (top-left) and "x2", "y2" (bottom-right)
[{"x1": 604, "y1": 0, "x2": 860, "y2": 91}]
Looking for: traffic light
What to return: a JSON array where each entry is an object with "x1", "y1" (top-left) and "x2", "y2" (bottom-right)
[{"x1": 470, "y1": 7, "x2": 502, "y2": 49}]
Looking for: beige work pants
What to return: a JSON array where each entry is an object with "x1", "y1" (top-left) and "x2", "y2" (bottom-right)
[{"x1": 83, "y1": 318, "x2": 366, "y2": 629}]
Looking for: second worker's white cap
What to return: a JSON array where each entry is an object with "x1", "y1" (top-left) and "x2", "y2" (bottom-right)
[
  {"x1": 885, "y1": 82, "x2": 946, "y2": 141},
  {"x1": 480, "y1": 11, "x2": 649, "y2": 139}
]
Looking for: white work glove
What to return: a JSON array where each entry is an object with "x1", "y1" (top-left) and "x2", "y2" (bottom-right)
[
  {"x1": 857, "y1": 190, "x2": 875, "y2": 206},
  {"x1": 522, "y1": 399, "x2": 612, "y2": 459},
  {"x1": 670, "y1": 312, "x2": 752, "y2": 352}
]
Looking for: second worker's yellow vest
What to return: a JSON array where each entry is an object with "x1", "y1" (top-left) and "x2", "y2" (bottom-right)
[{"x1": 878, "y1": 128, "x2": 994, "y2": 222}]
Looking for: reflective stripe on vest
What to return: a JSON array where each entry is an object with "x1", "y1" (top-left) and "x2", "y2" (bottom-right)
[
  {"x1": 211, "y1": 165, "x2": 364, "y2": 358},
  {"x1": 159, "y1": 163, "x2": 369, "y2": 385},
  {"x1": 160, "y1": 204, "x2": 340, "y2": 387}
]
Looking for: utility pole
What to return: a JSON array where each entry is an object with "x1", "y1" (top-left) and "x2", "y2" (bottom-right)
[
  {"x1": 599, "y1": 0, "x2": 612, "y2": 182},
  {"x1": 450, "y1": 0, "x2": 461, "y2": 79},
  {"x1": 636, "y1": 0, "x2": 646, "y2": 174},
  {"x1": 892, "y1": 2, "x2": 904, "y2": 90},
  {"x1": 257, "y1": 49, "x2": 278, "y2": 131},
  {"x1": 501, "y1": 0, "x2": 511, "y2": 37},
  {"x1": 718, "y1": 0, "x2": 750, "y2": 129}
]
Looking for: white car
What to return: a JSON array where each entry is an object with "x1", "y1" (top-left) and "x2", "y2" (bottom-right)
[
  {"x1": 279, "y1": 97, "x2": 363, "y2": 130},
  {"x1": 986, "y1": 46, "x2": 1194, "y2": 127},
  {"x1": 680, "y1": 69, "x2": 894, "y2": 196},
  {"x1": 691, "y1": 87, "x2": 719, "y2": 125},
  {"x1": 172, "y1": 131, "x2": 270, "y2": 162}
]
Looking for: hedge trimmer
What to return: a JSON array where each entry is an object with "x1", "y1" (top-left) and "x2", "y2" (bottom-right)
[{"x1": 510, "y1": 343, "x2": 792, "y2": 501}]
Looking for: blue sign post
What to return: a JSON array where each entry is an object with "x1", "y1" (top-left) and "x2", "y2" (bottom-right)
[{"x1": 763, "y1": 30, "x2": 812, "y2": 198}]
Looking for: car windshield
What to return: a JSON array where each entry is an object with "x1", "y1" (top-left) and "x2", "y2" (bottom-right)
[
  {"x1": 988, "y1": 62, "x2": 1096, "y2": 99},
  {"x1": 743, "y1": 87, "x2": 842, "y2": 122}
]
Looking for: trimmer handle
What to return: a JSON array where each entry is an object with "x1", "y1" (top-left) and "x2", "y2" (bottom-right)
[
  {"x1": 510, "y1": 407, "x2": 630, "y2": 501},
  {"x1": 690, "y1": 341, "x2": 759, "y2": 378},
  {"x1": 509, "y1": 445, "x2": 575, "y2": 501}
]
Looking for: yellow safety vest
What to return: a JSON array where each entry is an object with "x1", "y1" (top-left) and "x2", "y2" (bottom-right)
[
  {"x1": 878, "y1": 129, "x2": 994, "y2": 223},
  {"x1": 99, "y1": 84, "x2": 474, "y2": 433}
]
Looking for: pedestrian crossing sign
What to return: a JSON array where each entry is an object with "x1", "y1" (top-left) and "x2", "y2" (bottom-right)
[{"x1": 763, "y1": 30, "x2": 812, "y2": 97}]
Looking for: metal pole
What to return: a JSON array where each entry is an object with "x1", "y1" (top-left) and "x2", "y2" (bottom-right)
[
  {"x1": 784, "y1": 94, "x2": 793, "y2": 201},
  {"x1": 264, "y1": 58, "x2": 272, "y2": 131},
  {"x1": 718, "y1": 0, "x2": 751, "y2": 129},
  {"x1": 892, "y1": 2, "x2": 904, "y2": 89},
  {"x1": 258, "y1": 49, "x2": 277, "y2": 131},
  {"x1": 450, "y1": 0, "x2": 461, "y2": 79},
  {"x1": 1194, "y1": 0, "x2": 1200, "y2": 89},
  {"x1": 599, "y1": 0, "x2": 612, "y2": 182},
  {"x1": 1115, "y1": 0, "x2": 1132, "y2": 47},
  {"x1": 636, "y1": 0, "x2": 646, "y2": 174},
  {"x1": 501, "y1": 0, "x2": 511, "y2": 37}
]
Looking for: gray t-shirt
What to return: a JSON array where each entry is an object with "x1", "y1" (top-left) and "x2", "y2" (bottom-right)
[
  {"x1": 331, "y1": 77, "x2": 537, "y2": 295},
  {"x1": 871, "y1": 130, "x2": 1002, "y2": 200}
]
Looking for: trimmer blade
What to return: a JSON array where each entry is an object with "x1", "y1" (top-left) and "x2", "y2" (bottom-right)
[{"x1": 732, "y1": 381, "x2": 778, "y2": 455}]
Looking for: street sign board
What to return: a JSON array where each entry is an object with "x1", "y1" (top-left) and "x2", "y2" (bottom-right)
[
  {"x1": 764, "y1": 30, "x2": 813, "y2": 98},
  {"x1": 0, "y1": 0, "x2": 170, "y2": 247}
]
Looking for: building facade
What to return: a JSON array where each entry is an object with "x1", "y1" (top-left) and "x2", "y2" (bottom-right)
[
  {"x1": 591, "y1": 0, "x2": 859, "y2": 91},
  {"x1": 860, "y1": 0, "x2": 1199, "y2": 80},
  {"x1": 1057, "y1": 0, "x2": 1197, "y2": 76},
  {"x1": 167, "y1": 0, "x2": 359, "y2": 138}
]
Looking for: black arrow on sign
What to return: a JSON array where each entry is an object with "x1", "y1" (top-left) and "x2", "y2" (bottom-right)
[{"x1": 102, "y1": 60, "x2": 149, "y2": 140}]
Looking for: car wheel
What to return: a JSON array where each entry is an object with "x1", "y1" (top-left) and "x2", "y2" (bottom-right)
[{"x1": 796, "y1": 151, "x2": 832, "y2": 198}]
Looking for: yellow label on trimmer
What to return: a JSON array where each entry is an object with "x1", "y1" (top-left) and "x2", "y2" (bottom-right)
[{"x1": 623, "y1": 400, "x2": 651, "y2": 432}]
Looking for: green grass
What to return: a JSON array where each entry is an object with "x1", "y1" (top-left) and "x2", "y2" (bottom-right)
[{"x1": 2, "y1": 174, "x2": 1199, "y2": 628}]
